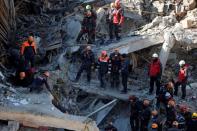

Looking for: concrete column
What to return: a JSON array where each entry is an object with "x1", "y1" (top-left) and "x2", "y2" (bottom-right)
[{"x1": 159, "y1": 31, "x2": 176, "y2": 73}]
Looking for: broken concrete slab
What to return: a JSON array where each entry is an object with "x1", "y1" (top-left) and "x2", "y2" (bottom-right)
[{"x1": 0, "y1": 89, "x2": 99, "y2": 131}]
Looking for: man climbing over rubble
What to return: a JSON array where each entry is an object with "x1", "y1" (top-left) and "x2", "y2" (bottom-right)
[
  {"x1": 120, "y1": 54, "x2": 130, "y2": 93},
  {"x1": 29, "y1": 71, "x2": 51, "y2": 93},
  {"x1": 97, "y1": 50, "x2": 110, "y2": 88},
  {"x1": 20, "y1": 36, "x2": 37, "y2": 69},
  {"x1": 112, "y1": 0, "x2": 124, "y2": 41},
  {"x1": 74, "y1": 46, "x2": 95, "y2": 83},
  {"x1": 108, "y1": 48, "x2": 122, "y2": 88},
  {"x1": 148, "y1": 53, "x2": 162, "y2": 95},
  {"x1": 106, "y1": 2, "x2": 115, "y2": 41},
  {"x1": 174, "y1": 60, "x2": 188, "y2": 99},
  {"x1": 76, "y1": 5, "x2": 97, "y2": 44}
]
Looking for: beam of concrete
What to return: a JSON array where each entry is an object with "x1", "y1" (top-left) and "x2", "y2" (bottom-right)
[
  {"x1": 0, "y1": 90, "x2": 99, "y2": 131},
  {"x1": 95, "y1": 34, "x2": 164, "y2": 54}
]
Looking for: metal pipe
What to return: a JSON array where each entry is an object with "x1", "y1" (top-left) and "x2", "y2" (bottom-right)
[{"x1": 85, "y1": 99, "x2": 118, "y2": 118}]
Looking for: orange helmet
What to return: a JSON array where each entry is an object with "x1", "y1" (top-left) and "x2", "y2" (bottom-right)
[
  {"x1": 151, "y1": 123, "x2": 158, "y2": 129},
  {"x1": 19, "y1": 72, "x2": 26, "y2": 79},
  {"x1": 101, "y1": 50, "x2": 107, "y2": 56}
]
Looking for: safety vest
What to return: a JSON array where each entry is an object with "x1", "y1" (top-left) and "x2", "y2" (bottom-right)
[
  {"x1": 149, "y1": 60, "x2": 161, "y2": 77},
  {"x1": 113, "y1": 7, "x2": 124, "y2": 24},
  {"x1": 178, "y1": 66, "x2": 187, "y2": 82}
]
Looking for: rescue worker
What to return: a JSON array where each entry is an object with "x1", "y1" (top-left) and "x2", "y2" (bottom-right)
[
  {"x1": 20, "y1": 36, "x2": 37, "y2": 68},
  {"x1": 97, "y1": 50, "x2": 109, "y2": 88},
  {"x1": 29, "y1": 71, "x2": 51, "y2": 93},
  {"x1": 151, "y1": 110, "x2": 162, "y2": 131},
  {"x1": 140, "y1": 99, "x2": 151, "y2": 131},
  {"x1": 106, "y1": 3, "x2": 115, "y2": 40},
  {"x1": 166, "y1": 100, "x2": 177, "y2": 128},
  {"x1": 187, "y1": 112, "x2": 197, "y2": 131},
  {"x1": 14, "y1": 68, "x2": 35, "y2": 87},
  {"x1": 148, "y1": 53, "x2": 162, "y2": 95},
  {"x1": 120, "y1": 54, "x2": 130, "y2": 93},
  {"x1": 112, "y1": 0, "x2": 124, "y2": 40},
  {"x1": 74, "y1": 46, "x2": 95, "y2": 83},
  {"x1": 168, "y1": 121, "x2": 182, "y2": 131},
  {"x1": 129, "y1": 95, "x2": 142, "y2": 131},
  {"x1": 108, "y1": 48, "x2": 122, "y2": 88},
  {"x1": 76, "y1": 5, "x2": 97, "y2": 44},
  {"x1": 179, "y1": 105, "x2": 192, "y2": 129},
  {"x1": 174, "y1": 60, "x2": 188, "y2": 99},
  {"x1": 156, "y1": 81, "x2": 174, "y2": 108}
]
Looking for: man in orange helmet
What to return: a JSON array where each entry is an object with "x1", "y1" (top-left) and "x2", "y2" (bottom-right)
[{"x1": 20, "y1": 36, "x2": 37, "y2": 68}]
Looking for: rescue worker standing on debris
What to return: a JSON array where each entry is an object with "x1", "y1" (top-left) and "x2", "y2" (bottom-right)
[
  {"x1": 174, "y1": 60, "x2": 188, "y2": 99},
  {"x1": 140, "y1": 99, "x2": 151, "y2": 131},
  {"x1": 74, "y1": 46, "x2": 95, "y2": 83},
  {"x1": 20, "y1": 36, "x2": 37, "y2": 68},
  {"x1": 76, "y1": 5, "x2": 97, "y2": 44},
  {"x1": 120, "y1": 54, "x2": 130, "y2": 93},
  {"x1": 106, "y1": 2, "x2": 115, "y2": 40},
  {"x1": 112, "y1": 0, "x2": 124, "y2": 40},
  {"x1": 97, "y1": 50, "x2": 109, "y2": 88},
  {"x1": 109, "y1": 48, "x2": 122, "y2": 88},
  {"x1": 129, "y1": 95, "x2": 142, "y2": 131},
  {"x1": 29, "y1": 71, "x2": 51, "y2": 93},
  {"x1": 148, "y1": 53, "x2": 162, "y2": 95}
]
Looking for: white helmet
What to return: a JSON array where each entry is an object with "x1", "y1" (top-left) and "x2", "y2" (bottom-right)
[
  {"x1": 179, "y1": 60, "x2": 185, "y2": 66},
  {"x1": 152, "y1": 53, "x2": 158, "y2": 58}
]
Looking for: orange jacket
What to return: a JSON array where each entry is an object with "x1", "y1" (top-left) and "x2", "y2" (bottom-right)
[{"x1": 20, "y1": 41, "x2": 37, "y2": 56}]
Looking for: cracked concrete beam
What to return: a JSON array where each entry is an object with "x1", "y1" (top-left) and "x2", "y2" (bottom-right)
[{"x1": 0, "y1": 91, "x2": 99, "y2": 131}]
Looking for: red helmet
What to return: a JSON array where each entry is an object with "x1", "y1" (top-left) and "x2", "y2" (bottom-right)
[
  {"x1": 115, "y1": 0, "x2": 120, "y2": 7},
  {"x1": 101, "y1": 50, "x2": 107, "y2": 56}
]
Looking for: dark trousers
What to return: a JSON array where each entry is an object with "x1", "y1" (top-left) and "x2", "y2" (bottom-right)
[
  {"x1": 76, "y1": 64, "x2": 91, "y2": 82},
  {"x1": 174, "y1": 81, "x2": 186, "y2": 98},
  {"x1": 114, "y1": 24, "x2": 121, "y2": 40},
  {"x1": 122, "y1": 72, "x2": 128, "y2": 92},
  {"x1": 140, "y1": 120, "x2": 149, "y2": 131},
  {"x1": 111, "y1": 71, "x2": 120, "y2": 87},
  {"x1": 130, "y1": 116, "x2": 139, "y2": 131},
  {"x1": 98, "y1": 72, "x2": 106, "y2": 88},
  {"x1": 108, "y1": 22, "x2": 114, "y2": 39},
  {"x1": 25, "y1": 56, "x2": 35, "y2": 68},
  {"x1": 76, "y1": 30, "x2": 95, "y2": 44},
  {"x1": 149, "y1": 76, "x2": 160, "y2": 95}
]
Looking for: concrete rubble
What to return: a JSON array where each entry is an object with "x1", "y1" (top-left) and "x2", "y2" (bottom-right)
[{"x1": 0, "y1": 0, "x2": 197, "y2": 131}]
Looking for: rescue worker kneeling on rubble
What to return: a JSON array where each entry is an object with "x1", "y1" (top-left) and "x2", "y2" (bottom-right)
[
  {"x1": 108, "y1": 48, "x2": 122, "y2": 88},
  {"x1": 29, "y1": 71, "x2": 51, "y2": 93},
  {"x1": 76, "y1": 5, "x2": 97, "y2": 44},
  {"x1": 14, "y1": 68, "x2": 35, "y2": 87},
  {"x1": 74, "y1": 46, "x2": 95, "y2": 83},
  {"x1": 20, "y1": 36, "x2": 37, "y2": 69},
  {"x1": 174, "y1": 60, "x2": 188, "y2": 99},
  {"x1": 97, "y1": 50, "x2": 109, "y2": 88},
  {"x1": 148, "y1": 53, "x2": 162, "y2": 95},
  {"x1": 112, "y1": 0, "x2": 124, "y2": 40}
]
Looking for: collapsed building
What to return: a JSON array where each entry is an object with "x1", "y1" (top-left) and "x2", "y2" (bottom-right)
[{"x1": 0, "y1": 0, "x2": 197, "y2": 131}]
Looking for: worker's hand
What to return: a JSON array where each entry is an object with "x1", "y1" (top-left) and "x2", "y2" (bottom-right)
[{"x1": 108, "y1": 71, "x2": 111, "y2": 74}]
